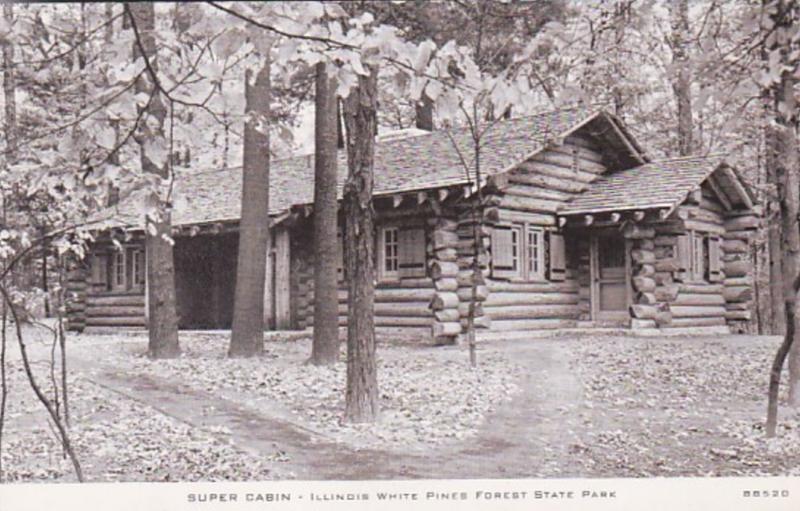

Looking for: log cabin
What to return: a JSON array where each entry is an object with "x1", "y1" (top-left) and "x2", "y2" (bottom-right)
[{"x1": 66, "y1": 106, "x2": 759, "y2": 342}]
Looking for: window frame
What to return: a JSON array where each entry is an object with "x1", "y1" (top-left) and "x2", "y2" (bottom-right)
[
  {"x1": 129, "y1": 248, "x2": 146, "y2": 289},
  {"x1": 111, "y1": 250, "x2": 127, "y2": 291},
  {"x1": 378, "y1": 226, "x2": 400, "y2": 281},
  {"x1": 526, "y1": 226, "x2": 546, "y2": 281},
  {"x1": 688, "y1": 230, "x2": 708, "y2": 283}
]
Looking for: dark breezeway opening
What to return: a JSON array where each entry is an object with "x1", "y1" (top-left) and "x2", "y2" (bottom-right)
[{"x1": 174, "y1": 232, "x2": 238, "y2": 329}]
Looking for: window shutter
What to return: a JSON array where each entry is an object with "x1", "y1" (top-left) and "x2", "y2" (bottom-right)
[
  {"x1": 708, "y1": 236, "x2": 722, "y2": 282},
  {"x1": 491, "y1": 226, "x2": 515, "y2": 279},
  {"x1": 548, "y1": 232, "x2": 566, "y2": 281},
  {"x1": 675, "y1": 233, "x2": 691, "y2": 282},
  {"x1": 399, "y1": 227, "x2": 426, "y2": 278},
  {"x1": 91, "y1": 255, "x2": 109, "y2": 285}
]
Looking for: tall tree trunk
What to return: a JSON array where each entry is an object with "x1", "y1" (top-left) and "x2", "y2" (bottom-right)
[
  {"x1": 129, "y1": 3, "x2": 180, "y2": 359},
  {"x1": 342, "y1": 66, "x2": 379, "y2": 423},
  {"x1": 310, "y1": 62, "x2": 340, "y2": 365},
  {"x1": 415, "y1": 93, "x2": 434, "y2": 131},
  {"x1": 766, "y1": 124, "x2": 787, "y2": 335},
  {"x1": 229, "y1": 57, "x2": 272, "y2": 358},
  {"x1": 765, "y1": 0, "x2": 800, "y2": 434},
  {"x1": 669, "y1": 0, "x2": 693, "y2": 156},
  {"x1": 3, "y1": 3, "x2": 16, "y2": 164}
]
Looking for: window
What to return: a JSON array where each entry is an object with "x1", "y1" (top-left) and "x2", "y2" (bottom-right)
[
  {"x1": 677, "y1": 231, "x2": 718, "y2": 282},
  {"x1": 527, "y1": 227, "x2": 545, "y2": 280},
  {"x1": 111, "y1": 250, "x2": 126, "y2": 290},
  {"x1": 379, "y1": 227, "x2": 400, "y2": 280},
  {"x1": 130, "y1": 249, "x2": 145, "y2": 288},
  {"x1": 691, "y1": 232, "x2": 706, "y2": 282}
]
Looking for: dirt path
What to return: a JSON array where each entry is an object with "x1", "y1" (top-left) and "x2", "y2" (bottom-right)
[{"x1": 70, "y1": 339, "x2": 587, "y2": 480}]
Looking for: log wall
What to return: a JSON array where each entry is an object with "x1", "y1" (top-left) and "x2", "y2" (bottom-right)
[
  {"x1": 722, "y1": 210, "x2": 759, "y2": 332},
  {"x1": 293, "y1": 210, "x2": 436, "y2": 341}
]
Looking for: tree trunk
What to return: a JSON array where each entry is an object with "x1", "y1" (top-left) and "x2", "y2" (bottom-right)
[
  {"x1": 765, "y1": 0, "x2": 800, "y2": 433},
  {"x1": 342, "y1": 66, "x2": 379, "y2": 423},
  {"x1": 2, "y1": 3, "x2": 16, "y2": 164},
  {"x1": 415, "y1": 93, "x2": 434, "y2": 131},
  {"x1": 310, "y1": 62, "x2": 340, "y2": 365},
  {"x1": 669, "y1": 0, "x2": 693, "y2": 156},
  {"x1": 229, "y1": 57, "x2": 271, "y2": 358},
  {"x1": 129, "y1": 3, "x2": 180, "y2": 359}
]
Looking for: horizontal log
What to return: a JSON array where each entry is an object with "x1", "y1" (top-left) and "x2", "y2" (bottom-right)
[
  {"x1": 665, "y1": 317, "x2": 727, "y2": 328},
  {"x1": 726, "y1": 302, "x2": 750, "y2": 311},
  {"x1": 484, "y1": 292, "x2": 579, "y2": 307},
  {"x1": 488, "y1": 318, "x2": 578, "y2": 332},
  {"x1": 457, "y1": 270, "x2": 486, "y2": 288},
  {"x1": 654, "y1": 258, "x2": 680, "y2": 272},
  {"x1": 547, "y1": 142, "x2": 606, "y2": 165},
  {"x1": 655, "y1": 309, "x2": 673, "y2": 326},
  {"x1": 673, "y1": 293, "x2": 726, "y2": 306},
  {"x1": 683, "y1": 219, "x2": 725, "y2": 235},
  {"x1": 722, "y1": 239, "x2": 749, "y2": 254},
  {"x1": 723, "y1": 260, "x2": 749, "y2": 278},
  {"x1": 653, "y1": 271, "x2": 674, "y2": 286},
  {"x1": 504, "y1": 183, "x2": 572, "y2": 203},
  {"x1": 678, "y1": 284, "x2": 724, "y2": 295},
  {"x1": 631, "y1": 250, "x2": 655, "y2": 265},
  {"x1": 87, "y1": 294, "x2": 145, "y2": 306},
  {"x1": 86, "y1": 316, "x2": 146, "y2": 327},
  {"x1": 429, "y1": 260, "x2": 459, "y2": 279},
  {"x1": 434, "y1": 247, "x2": 458, "y2": 262},
  {"x1": 632, "y1": 276, "x2": 656, "y2": 293},
  {"x1": 670, "y1": 305, "x2": 727, "y2": 318},
  {"x1": 536, "y1": 151, "x2": 607, "y2": 176},
  {"x1": 654, "y1": 236, "x2": 676, "y2": 247},
  {"x1": 86, "y1": 305, "x2": 145, "y2": 318},
  {"x1": 484, "y1": 304, "x2": 580, "y2": 320},
  {"x1": 495, "y1": 208, "x2": 557, "y2": 226},
  {"x1": 724, "y1": 215, "x2": 759, "y2": 231},
  {"x1": 723, "y1": 286, "x2": 752, "y2": 303},
  {"x1": 494, "y1": 194, "x2": 562, "y2": 213},
  {"x1": 487, "y1": 280, "x2": 579, "y2": 293},
  {"x1": 456, "y1": 285, "x2": 489, "y2": 302},
  {"x1": 630, "y1": 304, "x2": 658, "y2": 319},
  {"x1": 432, "y1": 321, "x2": 462, "y2": 337},
  {"x1": 724, "y1": 276, "x2": 752, "y2": 287},
  {"x1": 654, "y1": 284, "x2": 680, "y2": 302},
  {"x1": 507, "y1": 165, "x2": 587, "y2": 194},
  {"x1": 631, "y1": 319, "x2": 656, "y2": 329},
  {"x1": 431, "y1": 230, "x2": 459, "y2": 249},
  {"x1": 434, "y1": 309, "x2": 461, "y2": 322},
  {"x1": 374, "y1": 316, "x2": 432, "y2": 327},
  {"x1": 430, "y1": 292, "x2": 460, "y2": 310},
  {"x1": 458, "y1": 302, "x2": 485, "y2": 317},
  {"x1": 718, "y1": 307, "x2": 749, "y2": 322},
  {"x1": 434, "y1": 278, "x2": 459, "y2": 292},
  {"x1": 460, "y1": 315, "x2": 492, "y2": 329},
  {"x1": 636, "y1": 292, "x2": 657, "y2": 305},
  {"x1": 427, "y1": 217, "x2": 458, "y2": 231},
  {"x1": 374, "y1": 304, "x2": 432, "y2": 317},
  {"x1": 339, "y1": 288, "x2": 435, "y2": 303}
]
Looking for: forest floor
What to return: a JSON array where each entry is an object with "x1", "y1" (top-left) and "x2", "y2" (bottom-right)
[{"x1": 1, "y1": 326, "x2": 799, "y2": 482}]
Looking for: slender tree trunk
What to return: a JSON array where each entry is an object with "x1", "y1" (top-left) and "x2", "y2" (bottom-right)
[
  {"x1": 129, "y1": 3, "x2": 180, "y2": 359},
  {"x1": 415, "y1": 93, "x2": 434, "y2": 131},
  {"x1": 342, "y1": 67, "x2": 379, "y2": 423},
  {"x1": 229, "y1": 57, "x2": 272, "y2": 358},
  {"x1": 310, "y1": 62, "x2": 340, "y2": 365},
  {"x1": 3, "y1": 3, "x2": 16, "y2": 164},
  {"x1": 669, "y1": 0, "x2": 693, "y2": 156},
  {"x1": 764, "y1": 98, "x2": 787, "y2": 335}
]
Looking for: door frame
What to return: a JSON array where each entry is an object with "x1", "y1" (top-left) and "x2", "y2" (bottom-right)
[{"x1": 589, "y1": 232, "x2": 633, "y2": 324}]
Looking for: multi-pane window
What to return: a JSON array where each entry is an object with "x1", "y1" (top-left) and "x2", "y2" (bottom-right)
[
  {"x1": 527, "y1": 227, "x2": 545, "y2": 280},
  {"x1": 380, "y1": 227, "x2": 400, "y2": 280},
  {"x1": 493, "y1": 224, "x2": 550, "y2": 281},
  {"x1": 112, "y1": 251, "x2": 126, "y2": 290}
]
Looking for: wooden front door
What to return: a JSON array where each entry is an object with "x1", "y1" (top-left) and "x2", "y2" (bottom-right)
[{"x1": 590, "y1": 233, "x2": 631, "y2": 325}]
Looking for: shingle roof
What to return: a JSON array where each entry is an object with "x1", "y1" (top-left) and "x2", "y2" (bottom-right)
[
  {"x1": 559, "y1": 154, "x2": 727, "y2": 215},
  {"x1": 104, "y1": 106, "x2": 605, "y2": 228}
]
